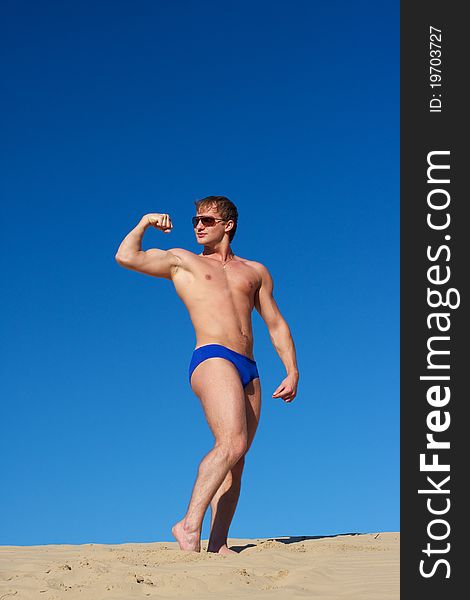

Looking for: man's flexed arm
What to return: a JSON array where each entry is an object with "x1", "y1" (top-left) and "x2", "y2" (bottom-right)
[
  {"x1": 254, "y1": 263, "x2": 299, "y2": 403},
  {"x1": 115, "y1": 213, "x2": 181, "y2": 280}
]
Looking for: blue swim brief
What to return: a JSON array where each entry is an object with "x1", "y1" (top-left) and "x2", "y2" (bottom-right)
[{"x1": 189, "y1": 344, "x2": 260, "y2": 388}]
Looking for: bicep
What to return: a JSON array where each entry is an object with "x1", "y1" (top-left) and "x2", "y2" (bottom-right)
[
  {"x1": 122, "y1": 248, "x2": 181, "y2": 279},
  {"x1": 254, "y1": 266, "x2": 283, "y2": 328}
]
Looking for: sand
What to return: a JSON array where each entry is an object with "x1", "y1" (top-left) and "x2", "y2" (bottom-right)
[{"x1": 0, "y1": 532, "x2": 399, "y2": 599}]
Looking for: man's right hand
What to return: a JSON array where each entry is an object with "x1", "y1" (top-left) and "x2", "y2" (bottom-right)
[{"x1": 144, "y1": 213, "x2": 173, "y2": 233}]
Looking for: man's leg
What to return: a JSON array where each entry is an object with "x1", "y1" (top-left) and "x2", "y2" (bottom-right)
[
  {"x1": 172, "y1": 358, "x2": 247, "y2": 552},
  {"x1": 207, "y1": 377, "x2": 261, "y2": 554}
]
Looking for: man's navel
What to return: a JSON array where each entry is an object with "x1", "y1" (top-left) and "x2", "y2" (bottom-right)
[{"x1": 205, "y1": 274, "x2": 212, "y2": 280}]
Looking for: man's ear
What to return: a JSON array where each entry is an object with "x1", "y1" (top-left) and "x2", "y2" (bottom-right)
[{"x1": 225, "y1": 220, "x2": 234, "y2": 233}]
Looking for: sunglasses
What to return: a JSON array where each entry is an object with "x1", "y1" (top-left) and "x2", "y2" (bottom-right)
[{"x1": 192, "y1": 216, "x2": 226, "y2": 228}]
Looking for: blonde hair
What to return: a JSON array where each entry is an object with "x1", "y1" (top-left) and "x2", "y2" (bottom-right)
[{"x1": 194, "y1": 195, "x2": 238, "y2": 242}]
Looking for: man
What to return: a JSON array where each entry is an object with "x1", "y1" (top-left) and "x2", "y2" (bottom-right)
[{"x1": 115, "y1": 195, "x2": 299, "y2": 554}]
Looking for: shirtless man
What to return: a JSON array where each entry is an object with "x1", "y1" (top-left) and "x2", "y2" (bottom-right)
[{"x1": 115, "y1": 195, "x2": 299, "y2": 555}]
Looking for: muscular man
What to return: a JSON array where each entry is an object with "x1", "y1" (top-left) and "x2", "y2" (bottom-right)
[{"x1": 115, "y1": 195, "x2": 299, "y2": 555}]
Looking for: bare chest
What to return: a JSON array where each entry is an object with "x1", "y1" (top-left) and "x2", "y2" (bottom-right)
[
  {"x1": 174, "y1": 257, "x2": 261, "y2": 300},
  {"x1": 201, "y1": 261, "x2": 259, "y2": 295}
]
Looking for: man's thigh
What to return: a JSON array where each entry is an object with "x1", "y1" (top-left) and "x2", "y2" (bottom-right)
[
  {"x1": 244, "y1": 378, "x2": 262, "y2": 452},
  {"x1": 190, "y1": 358, "x2": 247, "y2": 443}
]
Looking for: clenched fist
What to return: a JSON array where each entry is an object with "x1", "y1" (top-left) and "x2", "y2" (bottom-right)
[{"x1": 144, "y1": 213, "x2": 173, "y2": 233}]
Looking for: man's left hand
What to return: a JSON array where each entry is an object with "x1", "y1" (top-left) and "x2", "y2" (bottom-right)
[{"x1": 272, "y1": 372, "x2": 299, "y2": 403}]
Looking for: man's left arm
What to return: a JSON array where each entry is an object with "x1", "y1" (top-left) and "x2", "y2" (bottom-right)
[{"x1": 254, "y1": 263, "x2": 299, "y2": 403}]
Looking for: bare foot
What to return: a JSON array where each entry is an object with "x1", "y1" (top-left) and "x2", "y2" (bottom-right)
[
  {"x1": 207, "y1": 543, "x2": 237, "y2": 555},
  {"x1": 171, "y1": 519, "x2": 201, "y2": 552},
  {"x1": 217, "y1": 544, "x2": 237, "y2": 555}
]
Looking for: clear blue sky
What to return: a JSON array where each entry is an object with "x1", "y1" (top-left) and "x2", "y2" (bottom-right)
[{"x1": 0, "y1": 0, "x2": 398, "y2": 545}]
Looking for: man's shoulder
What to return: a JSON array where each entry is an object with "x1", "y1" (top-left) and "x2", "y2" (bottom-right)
[
  {"x1": 240, "y1": 257, "x2": 270, "y2": 274},
  {"x1": 166, "y1": 248, "x2": 201, "y2": 271},
  {"x1": 168, "y1": 247, "x2": 198, "y2": 259},
  {"x1": 237, "y1": 258, "x2": 272, "y2": 283}
]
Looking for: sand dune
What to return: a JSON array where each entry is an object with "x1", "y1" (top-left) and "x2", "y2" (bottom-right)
[{"x1": 0, "y1": 532, "x2": 399, "y2": 599}]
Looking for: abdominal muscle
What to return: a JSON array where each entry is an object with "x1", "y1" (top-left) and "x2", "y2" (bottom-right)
[
  {"x1": 172, "y1": 258, "x2": 258, "y2": 360},
  {"x1": 189, "y1": 299, "x2": 255, "y2": 359}
]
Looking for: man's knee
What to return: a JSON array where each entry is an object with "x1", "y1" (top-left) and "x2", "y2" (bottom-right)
[{"x1": 217, "y1": 437, "x2": 247, "y2": 464}]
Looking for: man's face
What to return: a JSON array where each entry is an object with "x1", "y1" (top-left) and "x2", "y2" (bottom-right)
[{"x1": 194, "y1": 205, "x2": 230, "y2": 245}]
